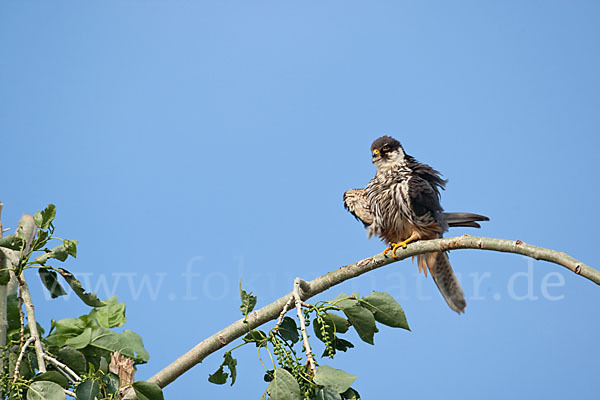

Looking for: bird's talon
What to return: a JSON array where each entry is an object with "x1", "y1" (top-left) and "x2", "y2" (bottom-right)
[
  {"x1": 383, "y1": 242, "x2": 402, "y2": 258},
  {"x1": 385, "y1": 238, "x2": 413, "y2": 257},
  {"x1": 391, "y1": 243, "x2": 402, "y2": 257}
]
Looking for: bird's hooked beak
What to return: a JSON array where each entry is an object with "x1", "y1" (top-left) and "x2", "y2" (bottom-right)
[{"x1": 372, "y1": 149, "x2": 381, "y2": 158}]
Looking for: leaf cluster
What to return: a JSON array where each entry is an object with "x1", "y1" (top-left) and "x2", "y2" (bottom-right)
[
  {"x1": 0, "y1": 205, "x2": 163, "y2": 400},
  {"x1": 209, "y1": 285, "x2": 410, "y2": 399},
  {"x1": 45, "y1": 296, "x2": 149, "y2": 365},
  {"x1": 1, "y1": 294, "x2": 151, "y2": 399}
]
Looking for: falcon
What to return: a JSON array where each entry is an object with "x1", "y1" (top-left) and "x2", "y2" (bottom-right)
[{"x1": 344, "y1": 136, "x2": 489, "y2": 313}]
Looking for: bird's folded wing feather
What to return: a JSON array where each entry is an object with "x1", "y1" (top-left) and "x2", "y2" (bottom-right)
[
  {"x1": 407, "y1": 175, "x2": 443, "y2": 217},
  {"x1": 343, "y1": 189, "x2": 374, "y2": 226}
]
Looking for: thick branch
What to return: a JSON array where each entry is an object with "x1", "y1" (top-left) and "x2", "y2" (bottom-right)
[{"x1": 132, "y1": 235, "x2": 598, "y2": 395}]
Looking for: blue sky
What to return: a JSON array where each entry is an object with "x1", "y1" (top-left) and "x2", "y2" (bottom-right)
[{"x1": 1, "y1": 1, "x2": 599, "y2": 399}]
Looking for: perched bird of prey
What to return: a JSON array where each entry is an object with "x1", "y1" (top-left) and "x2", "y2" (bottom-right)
[{"x1": 344, "y1": 136, "x2": 489, "y2": 313}]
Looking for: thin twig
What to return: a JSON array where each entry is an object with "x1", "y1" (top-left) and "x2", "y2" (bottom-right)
[
  {"x1": 120, "y1": 235, "x2": 599, "y2": 397},
  {"x1": 49, "y1": 363, "x2": 75, "y2": 385},
  {"x1": 17, "y1": 274, "x2": 46, "y2": 373},
  {"x1": 274, "y1": 296, "x2": 294, "y2": 331},
  {"x1": 293, "y1": 278, "x2": 316, "y2": 375},
  {"x1": 64, "y1": 389, "x2": 76, "y2": 398},
  {"x1": 43, "y1": 353, "x2": 81, "y2": 383},
  {"x1": 12, "y1": 336, "x2": 35, "y2": 382}
]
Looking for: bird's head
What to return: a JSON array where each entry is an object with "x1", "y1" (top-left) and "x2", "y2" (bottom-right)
[{"x1": 370, "y1": 136, "x2": 405, "y2": 169}]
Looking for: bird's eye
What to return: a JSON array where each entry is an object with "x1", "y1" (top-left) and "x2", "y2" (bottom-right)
[{"x1": 382, "y1": 146, "x2": 390, "y2": 152}]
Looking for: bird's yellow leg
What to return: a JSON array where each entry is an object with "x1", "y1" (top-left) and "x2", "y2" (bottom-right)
[{"x1": 387, "y1": 233, "x2": 420, "y2": 257}]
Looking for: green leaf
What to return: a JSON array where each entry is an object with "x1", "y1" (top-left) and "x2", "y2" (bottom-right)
[
  {"x1": 35, "y1": 241, "x2": 76, "y2": 265},
  {"x1": 333, "y1": 292, "x2": 359, "y2": 310},
  {"x1": 313, "y1": 365, "x2": 357, "y2": 394},
  {"x1": 38, "y1": 269, "x2": 67, "y2": 298},
  {"x1": 33, "y1": 204, "x2": 56, "y2": 229},
  {"x1": 262, "y1": 368, "x2": 302, "y2": 400},
  {"x1": 361, "y1": 291, "x2": 410, "y2": 330},
  {"x1": 132, "y1": 381, "x2": 165, "y2": 400},
  {"x1": 89, "y1": 296, "x2": 127, "y2": 328},
  {"x1": 313, "y1": 387, "x2": 342, "y2": 400},
  {"x1": 33, "y1": 371, "x2": 69, "y2": 389},
  {"x1": 9, "y1": 349, "x2": 34, "y2": 379},
  {"x1": 32, "y1": 229, "x2": 49, "y2": 251},
  {"x1": 98, "y1": 356, "x2": 109, "y2": 373},
  {"x1": 57, "y1": 346, "x2": 87, "y2": 374},
  {"x1": 223, "y1": 351, "x2": 237, "y2": 385},
  {"x1": 313, "y1": 313, "x2": 349, "y2": 343},
  {"x1": 0, "y1": 235, "x2": 24, "y2": 251},
  {"x1": 208, "y1": 351, "x2": 237, "y2": 385},
  {"x1": 26, "y1": 381, "x2": 65, "y2": 400},
  {"x1": 65, "y1": 239, "x2": 77, "y2": 258},
  {"x1": 278, "y1": 317, "x2": 299, "y2": 344},
  {"x1": 323, "y1": 313, "x2": 350, "y2": 334},
  {"x1": 57, "y1": 268, "x2": 105, "y2": 307},
  {"x1": 341, "y1": 388, "x2": 361, "y2": 400},
  {"x1": 243, "y1": 330, "x2": 268, "y2": 347},
  {"x1": 333, "y1": 338, "x2": 354, "y2": 352},
  {"x1": 0, "y1": 269, "x2": 10, "y2": 285},
  {"x1": 120, "y1": 329, "x2": 150, "y2": 363},
  {"x1": 337, "y1": 300, "x2": 376, "y2": 345},
  {"x1": 53, "y1": 317, "x2": 86, "y2": 335},
  {"x1": 86, "y1": 326, "x2": 149, "y2": 364},
  {"x1": 239, "y1": 282, "x2": 257, "y2": 316},
  {"x1": 208, "y1": 365, "x2": 228, "y2": 384},
  {"x1": 101, "y1": 372, "x2": 120, "y2": 395},
  {"x1": 75, "y1": 379, "x2": 100, "y2": 400},
  {"x1": 312, "y1": 318, "x2": 330, "y2": 343},
  {"x1": 45, "y1": 317, "x2": 86, "y2": 346},
  {"x1": 65, "y1": 327, "x2": 92, "y2": 349},
  {"x1": 264, "y1": 369, "x2": 275, "y2": 382},
  {"x1": 7, "y1": 294, "x2": 20, "y2": 332},
  {"x1": 314, "y1": 313, "x2": 353, "y2": 357}
]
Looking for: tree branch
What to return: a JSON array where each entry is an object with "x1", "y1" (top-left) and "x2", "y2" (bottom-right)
[
  {"x1": 0, "y1": 204, "x2": 19, "y2": 398},
  {"x1": 16, "y1": 269, "x2": 46, "y2": 374},
  {"x1": 0, "y1": 203, "x2": 17, "y2": 348},
  {"x1": 292, "y1": 278, "x2": 316, "y2": 376},
  {"x1": 11, "y1": 215, "x2": 47, "y2": 373},
  {"x1": 43, "y1": 353, "x2": 81, "y2": 384},
  {"x1": 0, "y1": 203, "x2": 8, "y2": 384},
  {"x1": 12, "y1": 336, "x2": 35, "y2": 382},
  {"x1": 126, "y1": 235, "x2": 599, "y2": 397}
]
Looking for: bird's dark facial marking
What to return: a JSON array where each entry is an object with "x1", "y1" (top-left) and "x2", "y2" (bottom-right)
[{"x1": 371, "y1": 136, "x2": 402, "y2": 158}]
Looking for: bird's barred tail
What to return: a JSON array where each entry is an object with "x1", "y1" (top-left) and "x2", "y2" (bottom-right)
[
  {"x1": 424, "y1": 252, "x2": 466, "y2": 314},
  {"x1": 442, "y1": 212, "x2": 489, "y2": 229}
]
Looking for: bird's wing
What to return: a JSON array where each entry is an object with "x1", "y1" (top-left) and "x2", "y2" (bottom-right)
[
  {"x1": 343, "y1": 189, "x2": 374, "y2": 226},
  {"x1": 406, "y1": 156, "x2": 447, "y2": 194},
  {"x1": 407, "y1": 175, "x2": 443, "y2": 217}
]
